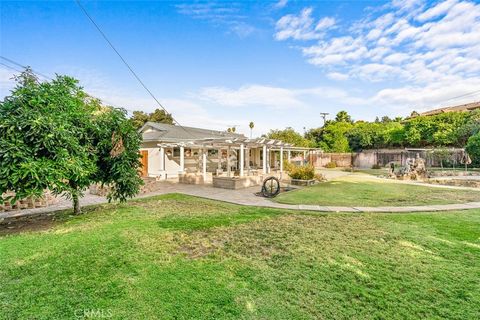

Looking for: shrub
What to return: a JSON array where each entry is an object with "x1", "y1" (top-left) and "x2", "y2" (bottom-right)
[
  {"x1": 466, "y1": 133, "x2": 480, "y2": 166},
  {"x1": 325, "y1": 161, "x2": 337, "y2": 168},
  {"x1": 286, "y1": 163, "x2": 316, "y2": 180},
  {"x1": 371, "y1": 164, "x2": 382, "y2": 169}
]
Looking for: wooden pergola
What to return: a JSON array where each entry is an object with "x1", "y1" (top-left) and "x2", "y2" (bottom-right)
[{"x1": 158, "y1": 137, "x2": 316, "y2": 181}]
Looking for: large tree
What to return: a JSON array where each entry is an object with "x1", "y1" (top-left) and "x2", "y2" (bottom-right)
[
  {"x1": 335, "y1": 110, "x2": 353, "y2": 123},
  {"x1": 264, "y1": 127, "x2": 315, "y2": 148},
  {"x1": 0, "y1": 70, "x2": 143, "y2": 214},
  {"x1": 130, "y1": 108, "x2": 174, "y2": 129}
]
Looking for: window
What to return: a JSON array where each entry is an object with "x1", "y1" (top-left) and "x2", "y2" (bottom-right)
[{"x1": 173, "y1": 148, "x2": 180, "y2": 157}]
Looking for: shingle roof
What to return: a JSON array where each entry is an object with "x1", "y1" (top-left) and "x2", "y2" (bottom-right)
[
  {"x1": 141, "y1": 122, "x2": 245, "y2": 142},
  {"x1": 419, "y1": 101, "x2": 480, "y2": 116}
]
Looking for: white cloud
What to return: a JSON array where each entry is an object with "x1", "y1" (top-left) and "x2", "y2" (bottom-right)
[
  {"x1": 198, "y1": 84, "x2": 305, "y2": 109},
  {"x1": 273, "y1": 0, "x2": 288, "y2": 9},
  {"x1": 176, "y1": 2, "x2": 256, "y2": 38},
  {"x1": 198, "y1": 84, "x2": 371, "y2": 111},
  {"x1": 416, "y1": 0, "x2": 458, "y2": 22},
  {"x1": 302, "y1": 36, "x2": 368, "y2": 65},
  {"x1": 272, "y1": 1, "x2": 480, "y2": 117},
  {"x1": 277, "y1": 0, "x2": 480, "y2": 89},
  {"x1": 315, "y1": 17, "x2": 336, "y2": 31},
  {"x1": 371, "y1": 77, "x2": 480, "y2": 112},
  {"x1": 327, "y1": 72, "x2": 349, "y2": 81},
  {"x1": 275, "y1": 8, "x2": 335, "y2": 41}
]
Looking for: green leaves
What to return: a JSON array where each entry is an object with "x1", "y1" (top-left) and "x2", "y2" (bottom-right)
[
  {"x1": 0, "y1": 70, "x2": 142, "y2": 210},
  {"x1": 466, "y1": 133, "x2": 480, "y2": 166}
]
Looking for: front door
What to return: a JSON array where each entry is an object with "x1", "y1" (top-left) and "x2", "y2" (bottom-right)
[{"x1": 140, "y1": 150, "x2": 148, "y2": 177}]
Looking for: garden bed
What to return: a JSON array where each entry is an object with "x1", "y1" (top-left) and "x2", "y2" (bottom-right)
[{"x1": 290, "y1": 179, "x2": 317, "y2": 186}]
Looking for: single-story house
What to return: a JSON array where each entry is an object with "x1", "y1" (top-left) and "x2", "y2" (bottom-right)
[
  {"x1": 139, "y1": 122, "x2": 315, "y2": 186},
  {"x1": 413, "y1": 101, "x2": 480, "y2": 117}
]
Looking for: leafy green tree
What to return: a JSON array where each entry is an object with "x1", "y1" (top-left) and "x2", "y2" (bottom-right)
[
  {"x1": 0, "y1": 70, "x2": 142, "y2": 214},
  {"x1": 149, "y1": 109, "x2": 174, "y2": 124},
  {"x1": 305, "y1": 127, "x2": 324, "y2": 146},
  {"x1": 466, "y1": 133, "x2": 480, "y2": 166},
  {"x1": 335, "y1": 110, "x2": 353, "y2": 123},
  {"x1": 130, "y1": 111, "x2": 149, "y2": 129},
  {"x1": 130, "y1": 108, "x2": 174, "y2": 129},
  {"x1": 318, "y1": 121, "x2": 353, "y2": 152},
  {"x1": 403, "y1": 112, "x2": 470, "y2": 147},
  {"x1": 264, "y1": 127, "x2": 314, "y2": 148},
  {"x1": 457, "y1": 110, "x2": 480, "y2": 146}
]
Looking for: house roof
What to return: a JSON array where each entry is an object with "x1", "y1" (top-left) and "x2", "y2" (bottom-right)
[
  {"x1": 140, "y1": 122, "x2": 245, "y2": 142},
  {"x1": 418, "y1": 101, "x2": 480, "y2": 117}
]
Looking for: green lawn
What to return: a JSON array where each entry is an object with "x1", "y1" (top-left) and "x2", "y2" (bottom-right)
[
  {"x1": 276, "y1": 179, "x2": 480, "y2": 206},
  {"x1": 1, "y1": 194, "x2": 480, "y2": 319}
]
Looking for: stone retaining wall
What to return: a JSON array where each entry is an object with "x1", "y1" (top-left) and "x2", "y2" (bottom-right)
[
  {"x1": 0, "y1": 191, "x2": 58, "y2": 212},
  {"x1": 89, "y1": 177, "x2": 166, "y2": 196}
]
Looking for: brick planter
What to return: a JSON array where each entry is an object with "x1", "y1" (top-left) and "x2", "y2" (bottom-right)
[
  {"x1": 212, "y1": 176, "x2": 262, "y2": 189},
  {"x1": 290, "y1": 179, "x2": 316, "y2": 186}
]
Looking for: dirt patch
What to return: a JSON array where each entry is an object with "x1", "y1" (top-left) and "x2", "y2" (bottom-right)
[{"x1": 0, "y1": 212, "x2": 66, "y2": 236}]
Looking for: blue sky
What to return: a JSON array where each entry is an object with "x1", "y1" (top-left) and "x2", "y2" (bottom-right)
[{"x1": 1, "y1": 0, "x2": 480, "y2": 136}]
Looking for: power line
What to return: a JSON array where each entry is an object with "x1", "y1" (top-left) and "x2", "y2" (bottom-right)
[
  {"x1": 74, "y1": 0, "x2": 193, "y2": 137},
  {"x1": 0, "y1": 61, "x2": 24, "y2": 74},
  {"x1": 0, "y1": 56, "x2": 141, "y2": 113},
  {"x1": 0, "y1": 56, "x2": 53, "y2": 80},
  {"x1": 436, "y1": 89, "x2": 480, "y2": 105}
]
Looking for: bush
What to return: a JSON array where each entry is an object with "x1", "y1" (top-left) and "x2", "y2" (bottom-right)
[
  {"x1": 325, "y1": 161, "x2": 337, "y2": 168},
  {"x1": 286, "y1": 163, "x2": 316, "y2": 180},
  {"x1": 466, "y1": 133, "x2": 480, "y2": 166},
  {"x1": 371, "y1": 164, "x2": 382, "y2": 169}
]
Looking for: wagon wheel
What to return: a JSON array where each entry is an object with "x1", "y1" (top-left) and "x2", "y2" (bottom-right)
[{"x1": 261, "y1": 177, "x2": 281, "y2": 198}]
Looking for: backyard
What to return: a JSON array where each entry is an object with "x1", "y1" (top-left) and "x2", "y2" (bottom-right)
[{"x1": 1, "y1": 194, "x2": 479, "y2": 319}]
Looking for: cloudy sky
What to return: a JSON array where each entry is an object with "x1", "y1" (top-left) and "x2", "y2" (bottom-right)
[{"x1": 1, "y1": 0, "x2": 479, "y2": 136}]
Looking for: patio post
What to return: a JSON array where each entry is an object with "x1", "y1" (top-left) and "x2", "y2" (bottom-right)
[
  {"x1": 227, "y1": 146, "x2": 231, "y2": 177},
  {"x1": 280, "y1": 146, "x2": 283, "y2": 174},
  {"x1": 262, "y1": 145, "x2": 267, "y2": 174},
  {"x1": 303, "y1": 150, "x2": 306, "y2": 165},
  {"x1": 287, "y1": 150, "x2": 291, "y2": 163},
  {"x1": 240, "y1": 143, "x2": 244, "y2": 177},
  {"x1": 217, "y1": 148, "x2": 222, "y2": 171},
  {"x1": 202, "y1": 148, "x2": 207, "y2": 181},
  {"x1": 159, "y1": 146, "x2": 165, "y2": 171},
  {"x1": 246, "y1": 147, "x2": 250, "y2": 175},
  {"x1": 267, "y1": 148, "x2": 271, "y2": 173},
  {"x1": 179, "y1": 146, "x2": 185, "y2": 173}
]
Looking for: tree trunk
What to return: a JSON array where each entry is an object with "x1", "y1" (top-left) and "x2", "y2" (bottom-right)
[{"x1": 72, "y1": 193, "x2": 81, "y2": 215}]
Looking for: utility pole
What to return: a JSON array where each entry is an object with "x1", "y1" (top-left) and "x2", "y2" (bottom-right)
[{"x1": 320, "y1": 112, "x2": 329, "y2": 127}]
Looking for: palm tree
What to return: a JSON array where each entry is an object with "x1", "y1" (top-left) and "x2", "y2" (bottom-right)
[{"x1": 249, "y1": 121, "x2": 254, "y2": 138}]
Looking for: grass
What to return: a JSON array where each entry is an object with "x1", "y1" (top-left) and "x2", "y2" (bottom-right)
[
  {"x1": 275, "y1": 177, "x2": 480, "y2": 206},
  {"x1": 1, "y1": 194, "x2": 479, "y2": 319}
]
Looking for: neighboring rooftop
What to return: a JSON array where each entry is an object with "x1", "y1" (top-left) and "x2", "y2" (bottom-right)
[
  {"x1": 417, "y1": 101, "x2": 480, "y2": 117},
  {"x1": 139, "y1": 122, "x2": 245, "y2": 142}
]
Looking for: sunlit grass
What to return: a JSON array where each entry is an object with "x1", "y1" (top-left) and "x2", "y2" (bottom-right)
[
  {"x1": 276, "y1": 178, "x2": 480, "y2": 206},
  {"x1": 1, "y1": 194, "x2": 479, "y2": 319}
]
